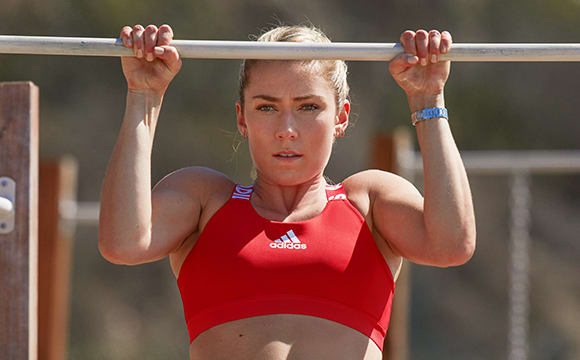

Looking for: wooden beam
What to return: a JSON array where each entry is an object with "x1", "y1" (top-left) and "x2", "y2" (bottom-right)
[
  {"x1": 38, "y1": 157, "x2": 77, "y2": 360},
  {"x1": 0, "y1": 82, "x2": 39, "y2": 360},
  {"x1": 373, "y1": 128, "x2": 412, "y2": 360}
]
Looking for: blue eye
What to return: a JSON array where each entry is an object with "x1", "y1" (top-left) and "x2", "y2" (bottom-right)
[
  {"x1": 300, "y1": 104, "x2": 319, "y2": 111},
  {"x1": 257, "y1": 105, "x2": 275, "y2": 112}
]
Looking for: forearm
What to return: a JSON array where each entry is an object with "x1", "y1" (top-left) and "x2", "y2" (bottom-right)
[
  {"x1": 413, "y1": 95, "x2": 476, "y2": 264},
  {"x1": 99, "y1": 90, "x2": 163, "y2": 260}
]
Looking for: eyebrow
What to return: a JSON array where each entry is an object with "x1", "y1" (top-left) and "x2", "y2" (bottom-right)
[{"x1": 251, "y1": 94, "x2": 318, "y2": 102}]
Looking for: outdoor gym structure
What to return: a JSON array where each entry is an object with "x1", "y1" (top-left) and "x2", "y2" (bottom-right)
[{"x1": 1, "y1": 37, "x2": 580, "y2": 360}]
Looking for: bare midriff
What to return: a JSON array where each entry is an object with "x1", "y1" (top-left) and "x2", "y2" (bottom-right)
[
  {"x1": 169, "y1": 187, "x2": 400, "y2": 360},
  {"x1": 188, "y1": 313, "x2": 383, "y2": 360}
]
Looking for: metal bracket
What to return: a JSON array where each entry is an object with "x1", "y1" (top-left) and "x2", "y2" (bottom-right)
[{"x1": 0, "y1": 177, "x2": 15, "y2": 234}]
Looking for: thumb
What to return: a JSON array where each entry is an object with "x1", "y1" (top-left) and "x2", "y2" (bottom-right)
[
  {"x1": 154, "y1": 46, "x2": 182, "y2": 75},
  {"x1": 389, "y1": 53, "x2": 419, "y2": 77}
]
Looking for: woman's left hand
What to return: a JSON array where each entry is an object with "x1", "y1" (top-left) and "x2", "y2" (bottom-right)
[{"x1": 389, "y1": 30, "x2": 452, "y2": 111}]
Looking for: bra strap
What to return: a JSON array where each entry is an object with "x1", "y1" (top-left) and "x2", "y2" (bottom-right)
[
  {"x1": 231, "y1": 184, "x2": 254, "y2": 200},
  {"x1": 232, "y1": 184, "x2": 345, "y2": 201},
  {"x1": 325, "y1": 183, "x2": 347, "y2": 201}
]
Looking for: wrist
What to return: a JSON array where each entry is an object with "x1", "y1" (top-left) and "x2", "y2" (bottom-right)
[
  {"x1": 407, "y1": 93, "x2": 445, "y2": 113},
  {"x1": 411, "y1": 107, "x2": 448, "y2": 127},
  {"x1": 125, "y1": 89, "x2": 164, "y2": 129},
  {"x1": 127, "y1": 89, "x2": 164, "y2": 106}
]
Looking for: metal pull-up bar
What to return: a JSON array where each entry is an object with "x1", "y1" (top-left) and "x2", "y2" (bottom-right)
[{"x1": 1, "y1": 35, "x2": 580, "y2": 61}]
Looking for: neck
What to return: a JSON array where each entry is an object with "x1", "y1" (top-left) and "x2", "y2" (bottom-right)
[{"x1": 252, "y1": 175, "x2": 328, "y2": 219}]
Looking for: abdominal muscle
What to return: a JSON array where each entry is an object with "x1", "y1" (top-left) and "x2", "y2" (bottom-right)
[{"x1": 188, "y1": 314, "x2": 383, "y2": 360}]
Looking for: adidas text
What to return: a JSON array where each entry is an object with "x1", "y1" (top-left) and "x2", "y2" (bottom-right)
[{"x1": 269, "y1": 243, "x2": 307, "y2": 250}]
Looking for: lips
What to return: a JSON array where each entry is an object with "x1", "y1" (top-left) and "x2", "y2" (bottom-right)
[{"x1": 273, "y1": 151, "x2": 303, "y2": 159}]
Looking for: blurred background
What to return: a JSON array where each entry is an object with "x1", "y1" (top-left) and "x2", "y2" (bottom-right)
[{"x1": 1, "y1": 0, "x2": 579, "y2": 359}]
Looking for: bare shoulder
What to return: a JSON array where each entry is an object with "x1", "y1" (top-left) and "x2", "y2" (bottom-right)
[
  {"x1": 344, "y1": 169, "x2": 420, "y2": 198},
  {"x1": 153, "y1": 166, "x2": 235, "y2": 205},
  {"x1": 157, "y1": 167, "x2": 236, "y2": 277},
  {"x1": 343, "y1": 170, "x2": 422, "y2": 215}
]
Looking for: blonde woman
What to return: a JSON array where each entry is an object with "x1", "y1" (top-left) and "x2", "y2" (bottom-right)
[{"x1": 99, "y1": 23, "x2": 475, "y2": 360}]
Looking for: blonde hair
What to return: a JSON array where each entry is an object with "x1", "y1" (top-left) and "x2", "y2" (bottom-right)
[{"x1": 238, "y1": 25, "x2": 350, "y2": 112}]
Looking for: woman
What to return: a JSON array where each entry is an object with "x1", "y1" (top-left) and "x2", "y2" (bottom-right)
[{"x1": 99, "y1": 23, "x2": 476, "y2": 360}]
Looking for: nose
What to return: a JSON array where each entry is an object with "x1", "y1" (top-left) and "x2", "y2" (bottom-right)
[{"x1": 275, "y1": 112, "x2": 298, "y2": 140}]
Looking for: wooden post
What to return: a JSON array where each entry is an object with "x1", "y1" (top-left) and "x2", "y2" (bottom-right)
[
  {"x1": 0, "y1": 82, "x2": 39, "y2": 360},
  {"x1": 373, "y1": 127, "x2": 412, "y2": 360},
  {"x1": 38, "y1": 157, "x2": 77, "y2": 360}
]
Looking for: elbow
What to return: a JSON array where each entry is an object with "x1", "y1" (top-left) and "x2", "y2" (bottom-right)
[
  {"x1": 432, "y1": 224, "x2": 477, "y2": 267},
  {"x1": 459, "y1": 220, "x2": 477, "y2": 263},
  {"x1": 98, "y1": 245, "x2": 123, "y2": 265},
  {"x1": 98, "y1": 214, "x2": 153, "y2": 265},
  {"x1": 98, "y1": 240, "x2": 138, "y2": 265},
  {"x1": 445, "y1": 236, "x2": 476, "y2": 267},
  {"x1": 98, "y1": 231, "x2": 151, "y2": 266}
]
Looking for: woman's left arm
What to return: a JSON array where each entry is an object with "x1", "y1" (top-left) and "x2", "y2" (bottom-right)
[{"x1": 372, "y1": 29, "x2": 476, "y2": 267}]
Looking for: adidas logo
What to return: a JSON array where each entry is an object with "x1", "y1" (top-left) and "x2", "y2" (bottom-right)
[
  {"x1": 232, "y1": 185, "x2": 253, "y2": 200},
  {"x1": 269, "y1": 230, "x2": 307, "y2": 250}
]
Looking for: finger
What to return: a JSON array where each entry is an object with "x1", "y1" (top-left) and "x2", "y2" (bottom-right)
[
  {"x1": 157, "y1": 24, "x2": 174, "y2": 46},
  {"x1": 120, "y1": 26, "x2": 133, "y2": 48},
  {"x1": 441, "y1": 31, "x2": 452, "y2": 54},
  {"x1": 154, "y1": 46, "x2": 182, "y2": 74},
  {"x1": 415, "y1": 29, "x2": 429, "y2": 66},
  {"x1": 428, "y1": 30, "x2": 441, "y2": 63},
  {"x1": 389, "y1": 53, "x2": 418, "y2": 76},
  {"x1": 132, "y1": 25, "x2": 145, "y2": 58},
  {"x1": 400, "y1": 30, "x2": 416, "y2": 56},
  {"x1": 144, "y1": 25, "x2": 158, "y2": 62}
]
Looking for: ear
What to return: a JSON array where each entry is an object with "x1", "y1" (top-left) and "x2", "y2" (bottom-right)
[
  {"x1": 235, "y1": 101, "x2": 247, "y2": 138},
  {"x1": 334, "y1": 100, "x2": 350, "y2": 133}
]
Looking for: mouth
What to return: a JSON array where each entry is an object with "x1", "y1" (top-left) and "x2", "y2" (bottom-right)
[{"x1": 273, "y1": 151, "x2": 303, "y2": 159}]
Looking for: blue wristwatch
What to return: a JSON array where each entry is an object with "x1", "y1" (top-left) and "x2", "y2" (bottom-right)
[{"x1": 411, "y1": 107, "x2": 448, "y2": 126}]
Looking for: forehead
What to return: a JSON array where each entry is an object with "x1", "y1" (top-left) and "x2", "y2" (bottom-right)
[{"x1": 245, "y1": 61, "x2": 333, "y2": 98}]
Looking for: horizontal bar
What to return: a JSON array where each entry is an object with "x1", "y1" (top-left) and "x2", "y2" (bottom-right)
[
  {"x1": 404, "y1": 150, "x2": 580, "y2": 175},
  {"x1": 1, "y1": 35, "x2": 580, "y2": 61},
  {"x1": 59, "y1": 200, "x2": 99, "y2": 225}
]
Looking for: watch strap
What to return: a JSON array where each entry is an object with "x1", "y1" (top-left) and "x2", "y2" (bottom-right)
[{"x1": 411, "y1": 107, "x2": 448, "y2": 126}]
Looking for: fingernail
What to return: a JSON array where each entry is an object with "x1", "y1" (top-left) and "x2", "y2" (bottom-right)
[
  {"x1": 431, "y1": 55, "x2": 437, "y2": 63},
  {"x1": 146, "y1": 53, "x2": 154, "y2": 62},
  {"x1": 441, "y1": 45, "x2": 448, "y2": 53},
  {"x1": 127, "y1": 38, "x2": 132, "y2": 47},
  {"x1": 137, "y1": 49, "x2": 143, "y2": 58},
  {"x1": 420, "y1": 58, "x2": 427, "y2": 66},
  {"x1": 154, "y1": 47, "x2": 164, "y2": 56}
]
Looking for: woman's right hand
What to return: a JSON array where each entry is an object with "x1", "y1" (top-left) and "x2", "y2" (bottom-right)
[{"x1": 119, "y1": 24, "x2": 182, "y2": 95}]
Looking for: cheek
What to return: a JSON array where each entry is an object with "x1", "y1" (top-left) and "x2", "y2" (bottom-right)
[
  {"x1": 247, "y1": 133, "x2": 265, "y2": 155},
  {"x1": 316, "y1": 114, "x2": 338, "y2": 140},
  {"x1": 246, "y1": 127, "x2": 273, "y2": 162},
  {"x1": 309, "y1": 121, "x2": 336, "y2": 153}
]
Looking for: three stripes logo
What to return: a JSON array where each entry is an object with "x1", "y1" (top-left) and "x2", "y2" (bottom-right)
[
  {"x1": 232, "y1": 185, "x2": 253, "y2": 200},
  {"x1": 326, "y1": 183, "x2": 346, "y2": 201},
  {"x1": 269, "y1": 229, "x2": 307, "y2": 250}
]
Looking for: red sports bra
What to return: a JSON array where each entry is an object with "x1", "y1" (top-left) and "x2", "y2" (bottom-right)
[{"x1": 177, "y1": 183, "x2": 395, "y2": 351}]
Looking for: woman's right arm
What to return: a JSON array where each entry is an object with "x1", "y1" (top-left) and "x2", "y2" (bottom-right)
[{"x1": 99, "y1": 24, "x2": 194, "y2": 265}]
